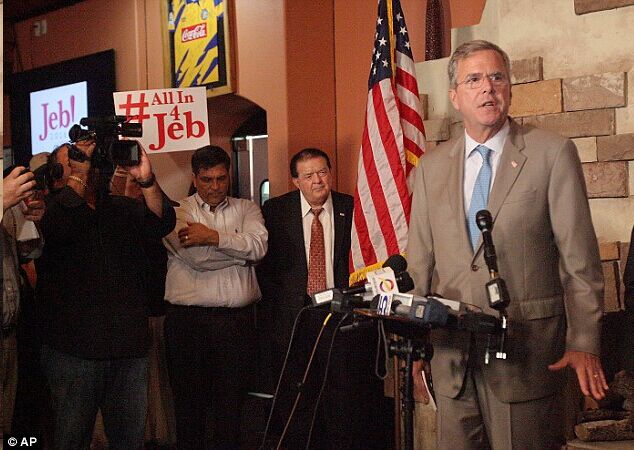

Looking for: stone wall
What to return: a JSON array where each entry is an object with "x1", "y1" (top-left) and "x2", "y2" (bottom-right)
[{"x1": 575, "y1": 0, "x2": 634, "y2": 14}]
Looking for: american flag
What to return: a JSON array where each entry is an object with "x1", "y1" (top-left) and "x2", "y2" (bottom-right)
[{"x1": 349, "y1": 0, "x2": 426, "y2": 283}]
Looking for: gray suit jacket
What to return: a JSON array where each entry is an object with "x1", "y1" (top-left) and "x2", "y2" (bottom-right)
[{"x1": 407, "y1": 118, "x2": 603, "y2": 403}]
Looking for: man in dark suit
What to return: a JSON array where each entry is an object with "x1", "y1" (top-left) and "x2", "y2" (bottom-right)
[
  {"x1": 258, "y1": 148, "x2": 388, "y2": 449},
  {"x1": 408, "y1": 40, "x2": 607, "y2": 449}
]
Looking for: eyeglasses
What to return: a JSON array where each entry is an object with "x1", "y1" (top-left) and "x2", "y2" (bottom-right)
[
  {"x1": 298, "y1": 168, "x2": 330, "y2": 181},
  {"x1": 457, "y1": 72, "x2": 509, "y2": 89}
]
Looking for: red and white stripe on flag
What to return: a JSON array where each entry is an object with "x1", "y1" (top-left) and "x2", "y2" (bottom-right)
[{"x1": 349, "y1": 0, "x2": 426, "y2": 284}]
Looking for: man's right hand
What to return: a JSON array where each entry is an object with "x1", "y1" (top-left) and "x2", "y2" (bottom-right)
[
  {"x1": 3, "y1": 166, "x2": 36, "y2": 212},
  {"x1": 69, "y1": 139, "x2": 97, "y2": 173},
  {"x1": 23, "y1": 198, "x2": 46, "y2": 223}
]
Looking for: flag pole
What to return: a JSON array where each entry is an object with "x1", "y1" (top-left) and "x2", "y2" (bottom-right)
[
  {"x1": 386, "y1": 6, "x2": 404, "y2": 449},
  {"x1": 387, "y1": 0, "x2": 396, "y2": 75}
]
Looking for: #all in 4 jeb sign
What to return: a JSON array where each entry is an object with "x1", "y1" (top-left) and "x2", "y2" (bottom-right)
[{"x1": 113, "y1": 86, "x2": 210, "y2": 153}]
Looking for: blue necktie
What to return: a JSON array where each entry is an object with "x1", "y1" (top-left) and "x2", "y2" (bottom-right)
[{"x1": 468, "y1": 145, "x2": 492, "y2": 250}]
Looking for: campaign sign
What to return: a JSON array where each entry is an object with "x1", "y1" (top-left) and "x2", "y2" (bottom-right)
[
  {"x1": 113, "y1": 86, "x2": 209, "y2": 153},
  {"x1": 30, "y1": 81, "x2": 88, "y2": 154}
]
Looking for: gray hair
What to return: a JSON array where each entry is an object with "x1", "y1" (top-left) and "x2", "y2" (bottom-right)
[{"x1": 448, "y1": 40, "x2": 511, "y2": 88}]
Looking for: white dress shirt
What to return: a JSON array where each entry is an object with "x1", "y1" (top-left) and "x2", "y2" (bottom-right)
[
  {"x1": 300, "y1": 192, "x2": 335, "y2": 289},
  {"x1": 163, "y1": 194, "x2": 268, "y2": 307},
  {"x1": 463, "y1": 119, "x2": 511, "y2": 214}
]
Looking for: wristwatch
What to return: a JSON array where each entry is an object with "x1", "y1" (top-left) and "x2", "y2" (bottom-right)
[{"x1": 136, "y1": 173, "x2": 155, "y2": 188}]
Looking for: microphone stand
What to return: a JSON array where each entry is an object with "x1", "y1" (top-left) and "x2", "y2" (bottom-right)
[
  {"x1": 476, "y1": 210, "x2": 511, "y2": 364},
  {"x1": 388, "y1": 333, "x2": 433, "y2": 450},
  {"x1": 349, "y1": 308, "x2": 433, "y2": 450}
]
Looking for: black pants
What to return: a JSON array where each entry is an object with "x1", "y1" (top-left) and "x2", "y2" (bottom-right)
[
  {"x1": 164, "y1": 304, "x2": 256, "y2": 450},
  {"x1": 12, "y1": 277, "x2": 54, "y2": 445}
]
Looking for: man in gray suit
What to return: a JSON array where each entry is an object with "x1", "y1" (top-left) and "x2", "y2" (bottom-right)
[{"x1": 408, "y1": 40, "x2": 608, "y2": 449}]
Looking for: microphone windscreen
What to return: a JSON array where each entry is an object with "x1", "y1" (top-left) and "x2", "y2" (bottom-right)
[
  {"x1": 396, "y1": 272, "x2": 415, "y2": 293},
  {"x1": 475, "y1": 209, "x2": 493, "y2": 232},
  {"x1": 383, "y1": 254, "x2": 407, "y2": 274}
]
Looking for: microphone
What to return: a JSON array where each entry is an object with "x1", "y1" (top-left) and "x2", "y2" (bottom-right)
[
  {"x1": 313, "y1": 272, "x2": 413, "y2": 306},
  {"x1": 342, "y1": 254, "x2": 409, "y2": 296},
  {"x1": 475, "y1": 210, "x2": 498, "y2": 274},
  {"x1": 311, "y1": 255, "x2": 411, "y2": 306},
  {"x1": 383, "y1": 254, "x2": 408, "y2": 275},
  {"x1": 476, "y1": 210, "x2": 510, "y2": 312},
  {"x1": 339, "y1": 271, "x2": 413, "y2": 296},
  {"x1": 320, "y1": 272, "x2": 414, "y2": 311},
  {"x1": 390, "y1": 296, "x2": 503, "y2": 333},
  {"x1": 391, "y1": 297, "x2": 450, "y2": 328}
]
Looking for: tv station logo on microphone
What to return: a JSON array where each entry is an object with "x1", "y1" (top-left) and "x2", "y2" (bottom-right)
[
  {"x1": 3, "y1": 434, "x2": 42, "y2": 449},
  {"x1": 367, "y1": 267, "x2": 398, "y2": 315}
]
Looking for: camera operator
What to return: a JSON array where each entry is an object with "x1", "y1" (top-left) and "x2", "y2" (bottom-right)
[
  {"x1": 36, "y1": 138, "x2": 176, "y2": 450},
  {"x1": 2, "y1": 166, "x2": 45, "y2": 436}
]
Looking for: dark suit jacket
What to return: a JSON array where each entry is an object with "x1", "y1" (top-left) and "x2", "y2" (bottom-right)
[
  {"x1": 407, "y1": 119, "x2": 604, "y2": 403},
  {"x1": 257, "y1": 189, "x2": 353, "y2": 358}
]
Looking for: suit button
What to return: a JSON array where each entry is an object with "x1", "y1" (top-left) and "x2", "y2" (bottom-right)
[{"x1": 471, "y1": 264, "x2": 479, "y2": 271}]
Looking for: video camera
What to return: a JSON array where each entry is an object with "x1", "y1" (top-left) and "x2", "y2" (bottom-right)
[
  {"x1": 68, "y1": 116, "x2": 142, "y2": 167},
  {"x1": 31, "y1": 162, "x2": 63, "y2": 191}
]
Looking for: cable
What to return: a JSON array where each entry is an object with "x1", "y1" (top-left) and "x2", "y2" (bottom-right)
[
  {"x1": 375, "y1": 320, "x2": 390, "y2": 380},
  {"x1": 260, "y1": 304, "x2": 314, "y2": 449},
  {"x1": 274, "y1": 312, "x2": 333, "y2": 450},
  {"x1": 304, "y1": 312, "x2": 349, "y2": 450}
]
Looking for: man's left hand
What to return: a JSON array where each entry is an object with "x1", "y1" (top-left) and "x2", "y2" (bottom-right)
[
  {"x1": 178, "y1": 222, "x2": 219, "y2": 247},
  {"x1": 548, "y1": 350, "x2": 608, "y2": 400}
]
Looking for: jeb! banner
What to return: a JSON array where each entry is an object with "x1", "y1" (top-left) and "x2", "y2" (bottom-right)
[{"x1": 113, "y1": 86, "x2": 210, "y2": 153}]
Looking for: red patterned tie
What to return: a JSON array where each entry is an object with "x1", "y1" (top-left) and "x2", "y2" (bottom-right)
[{"x1": 307, "y1": 208, "x2": 326, "y2": 295}]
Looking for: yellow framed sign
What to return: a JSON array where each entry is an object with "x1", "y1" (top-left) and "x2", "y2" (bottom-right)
[{"x1": 162, "y1": 0, "x2": 233, "y2": 96}]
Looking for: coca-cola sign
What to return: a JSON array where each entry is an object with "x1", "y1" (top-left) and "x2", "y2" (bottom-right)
[{"x1": 181, "y1": 23, "x2": 207, "y2": 43}]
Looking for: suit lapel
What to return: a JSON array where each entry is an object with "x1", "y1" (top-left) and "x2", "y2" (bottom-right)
[
  {"x1": 471, "y1": 120, "x2": 527, "y2": 262},
  {"x1": 289, "y1": 191, "x2": 308, "y2": 275},
  {"x1": 487, "y1": 121, "x2": 527, "y2": 222},
  {"x1": 447, "y1": 135, "x2": 472, "y2": 252},
  {"x1": 332, "y1": 193, "x2": 346, "y2": 276}
]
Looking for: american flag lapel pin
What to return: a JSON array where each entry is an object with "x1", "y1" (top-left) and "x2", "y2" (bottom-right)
[{"x1": 511, "y1": 160, "x2": 518, "y2": 168}]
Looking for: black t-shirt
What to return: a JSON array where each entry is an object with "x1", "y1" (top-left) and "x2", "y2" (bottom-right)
[{"x1": 36, "y1": 187, "x2": 175, "y2": 359}]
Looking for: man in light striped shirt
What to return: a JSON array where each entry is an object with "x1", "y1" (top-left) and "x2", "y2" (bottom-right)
[{"x1": 163, "y1": 145, "x2": 268, "y2": 450}]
